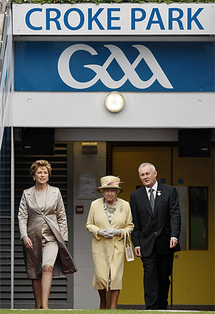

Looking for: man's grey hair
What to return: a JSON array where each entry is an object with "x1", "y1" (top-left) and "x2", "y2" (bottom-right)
[{"x1": 138, "y1": 162, "x2": 156, "y2": 174}]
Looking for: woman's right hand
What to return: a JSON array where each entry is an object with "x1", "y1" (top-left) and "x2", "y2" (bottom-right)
[
  {"x1": 23, "y1": 236, "x2": 33, "y2": 250},
  {"x1": 98, "y1": 229, "x2": 113, "y2": 238}
]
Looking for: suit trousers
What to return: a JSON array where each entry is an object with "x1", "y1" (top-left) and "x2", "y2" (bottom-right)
[{"x1": 141, "y1": 246, "x2": 174, "y2": 310}]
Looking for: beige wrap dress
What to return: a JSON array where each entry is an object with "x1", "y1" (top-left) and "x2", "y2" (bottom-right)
[
  {"x1": 86, "y1": 197, "x2": 134, "y2": 290},
  {"x1": 35, "y1": 189, "x2": 58, "y2": 267},
  {"x1": 18, "y1": 184, "x2": 77, "y2": 279}
]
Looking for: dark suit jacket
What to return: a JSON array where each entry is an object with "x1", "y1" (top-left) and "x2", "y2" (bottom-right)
[{"x1": 130, "y1": 182, "x2": 181, "y2": 257}]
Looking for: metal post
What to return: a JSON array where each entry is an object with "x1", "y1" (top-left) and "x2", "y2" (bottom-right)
[{"x1": 11, "y1": 127, "x2": 14, "y2": 309}]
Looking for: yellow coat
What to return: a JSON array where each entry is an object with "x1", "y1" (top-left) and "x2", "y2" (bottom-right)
[{"x1": 86, "y1": 197, "x2": 134, "y2": 290}]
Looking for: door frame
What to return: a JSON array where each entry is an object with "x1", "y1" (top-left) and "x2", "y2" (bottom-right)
[{"x1": 107, "y1": 141, "x2": 177, "y2": 185}]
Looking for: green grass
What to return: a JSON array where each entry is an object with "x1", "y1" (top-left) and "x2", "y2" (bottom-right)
[{"x1": 0, "y1": 310, "x2": 214, "y2": 314}]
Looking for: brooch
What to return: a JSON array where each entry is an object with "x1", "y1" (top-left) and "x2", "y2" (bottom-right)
[
  {"x1": 120, "y1": 205, "x2": 124, "y2": 212},
  {"x1": 157, "y1": 191, "x2": 161, "y2": 196}
]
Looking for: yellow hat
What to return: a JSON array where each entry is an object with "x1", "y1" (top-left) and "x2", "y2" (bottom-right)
[{"x1": 97, "y1": 175, "x2": 123, "y2": 194}]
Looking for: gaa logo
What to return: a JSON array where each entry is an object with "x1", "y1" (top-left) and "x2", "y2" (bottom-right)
[{"x1": 58, "y1": 44, "x2": 173, "y2": 90}]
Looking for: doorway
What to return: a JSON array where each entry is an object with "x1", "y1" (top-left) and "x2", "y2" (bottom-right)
[
  {"x1": 107, "y1": 142, "x2": 214, "y2": 310},
  {"x1": 13, "y1": 141, "x2": 74, "y2": 309}
]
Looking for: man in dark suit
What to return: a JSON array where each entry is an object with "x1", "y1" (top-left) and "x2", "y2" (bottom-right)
[{"x1": 130, "y1": 162, "x2": 181, "y2": 310}]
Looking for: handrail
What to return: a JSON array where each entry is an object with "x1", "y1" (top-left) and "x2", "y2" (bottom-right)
[
  {"x1": 0, "y1": 1, "x2": 10, "y2": 77},
  {"x1": 0, "y1": 0, "x2": 11, "y2": 152}
]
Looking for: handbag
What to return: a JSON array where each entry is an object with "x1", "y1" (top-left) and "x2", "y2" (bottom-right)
[{"x1": 124, "y1": 230, "x2": 135, "y2": 262}]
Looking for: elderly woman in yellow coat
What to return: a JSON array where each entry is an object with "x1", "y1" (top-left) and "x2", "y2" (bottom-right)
[
  {"x1": 18, "y1": 160, "x2": 77, "y2": 309},
  {"x1": 86, "y1": 175, "x2": 134, "y2": 309}
]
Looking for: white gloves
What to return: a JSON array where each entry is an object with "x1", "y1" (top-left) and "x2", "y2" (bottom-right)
[
  {"x1": 98, "y1": 228, "x2": 121, "y2": 238},
  {"x1": 107, "y1": 228, "x2": 121, "y2": 236},
  {"x1": 98, "y1": 229, "x2": 111, "y2": 238}
]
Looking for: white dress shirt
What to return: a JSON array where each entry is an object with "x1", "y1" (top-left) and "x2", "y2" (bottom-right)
[{"x1": 145, "y1": 181, "x2": 158, "y2": 201}]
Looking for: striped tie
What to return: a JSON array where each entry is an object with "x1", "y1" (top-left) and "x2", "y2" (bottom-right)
[{"x1": 149, "y1": 188, "x2": 155, "y2": 212}]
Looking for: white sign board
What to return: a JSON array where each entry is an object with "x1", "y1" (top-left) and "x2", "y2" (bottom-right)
[{"x1": 13, "y1": 3, "x2": 215, "y2": 35}]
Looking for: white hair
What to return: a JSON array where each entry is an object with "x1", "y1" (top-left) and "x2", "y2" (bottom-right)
[{"x1": 138, "y1": 162, "x2": 156, "y2": 174}]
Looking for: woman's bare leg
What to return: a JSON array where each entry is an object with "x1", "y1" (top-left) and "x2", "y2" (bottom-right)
[
  {"x1": 110, "y1": 290, "x2": 120, "y2": 309},
  {"x1": 32, "y1": 278, "x2": 42, "y2": 309},
  {"x1": 41, "y1": 264, "x2": 53, "y2": 309},
  {"x1": 98, "y1": 289, "x2": 107, "y2": 309}
]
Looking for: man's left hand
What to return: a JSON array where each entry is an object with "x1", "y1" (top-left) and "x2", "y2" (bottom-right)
[{"x1": 170, "y1": 237, "x2": 178, "y2": 248}]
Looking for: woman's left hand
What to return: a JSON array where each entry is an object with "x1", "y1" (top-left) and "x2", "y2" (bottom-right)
[{"x1": 107, "y1": 228, "x2": 121, "y2": 236}]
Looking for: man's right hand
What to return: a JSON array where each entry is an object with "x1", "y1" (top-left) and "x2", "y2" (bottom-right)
[{"x1": 134, "y1": 246, "x2": 142, "y2": 257}]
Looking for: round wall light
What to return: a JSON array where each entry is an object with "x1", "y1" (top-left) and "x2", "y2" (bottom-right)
[{"x1": 105, "y1": 92, "x2": 125, "y2": 113}]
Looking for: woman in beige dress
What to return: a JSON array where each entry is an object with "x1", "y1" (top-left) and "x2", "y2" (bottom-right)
[
  {"x1": 18, "y1": 160, "x2": 77, "y2": 309},
  {"x1": 86, "y1": 175, "x2": 134, "y2": 309}
]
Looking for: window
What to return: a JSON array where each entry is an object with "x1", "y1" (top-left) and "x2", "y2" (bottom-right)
[{"x1": 189, "y1": 187, "x2": 208, "y2": 250}]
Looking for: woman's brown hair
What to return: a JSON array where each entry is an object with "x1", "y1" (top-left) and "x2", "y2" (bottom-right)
[{"x1": 30, "y1": 160, "x2": 52, "y2": 178}]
